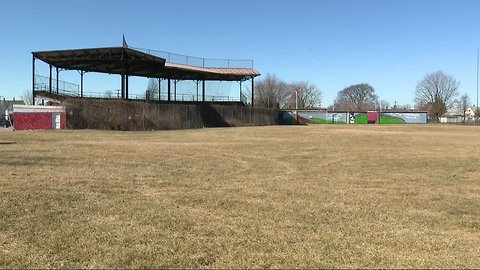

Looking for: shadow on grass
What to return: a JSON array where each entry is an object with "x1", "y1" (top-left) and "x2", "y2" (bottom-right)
[{"x1": 1, "y1": 155, "x2": 66, "y2": 167}]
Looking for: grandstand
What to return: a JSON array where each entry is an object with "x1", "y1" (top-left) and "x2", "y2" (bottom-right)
[
  {"x1": 31, "y1": 40, "x2": 260, "y2": 106},
  {"x1": 29, "y1": 40, "x2": 277, "y2": 130}
]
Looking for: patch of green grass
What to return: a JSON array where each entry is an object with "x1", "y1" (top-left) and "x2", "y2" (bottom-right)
[
  {"x1": 311, "y1": 117, "x2": 345, "y2": 124},
  {"x1": 354, "y1": 113, "x2": 367, "y2": 124},
  {"x1": 0, "y1": 125, "x2": 479, "y2": 268},
  {"x1": 379, "y1": 115, "x2": 406, "y2": 124}
]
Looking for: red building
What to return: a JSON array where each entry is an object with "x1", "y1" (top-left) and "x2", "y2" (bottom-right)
[
  {"x1": 13, "y1": 105, "x2": 66, "y2": 130},
  {"x1": 367, "y1": 111, "x2": 379, "y2": 124}
]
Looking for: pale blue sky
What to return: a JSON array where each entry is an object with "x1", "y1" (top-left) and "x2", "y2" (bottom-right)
[{"x1": 1, "y1": 0, "x2": 479, "y2": 107}]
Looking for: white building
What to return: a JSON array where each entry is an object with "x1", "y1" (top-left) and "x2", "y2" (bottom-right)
[{"x1": 440, "y1": 106, "x2": 477, "y2": 123}]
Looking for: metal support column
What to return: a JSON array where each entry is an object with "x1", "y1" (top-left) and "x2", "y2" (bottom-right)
[
  {"x1": 195, "y1": 80, "x2": 199, "y2": 102},
  {"x1": 174, "y1": 80, "x2": 177, "y2": 101},
  {"x1": 168, "y1": 78, "x2": 171, "y2": 101},
  {"x1": 32, "y1": 55, "x2": 35, "y2": 105},
  {"x1": 202, "y1": 80, "x2": 205, "y2": 102},
  {"x1": 125, "y1": 75, "x2": 129, "y2": 100},
  {"x1": 121, "y1": 75, "x2": 125, "y2": 99},
  {"x1": 56, "y1": 67, "x2": 59, "y2": 94},
  {"x1": 80, "y1": 71, "x2": 84, "y2": 97},
  {"x1": 49, "y1": 65, "x2": 52, "y2": 93},
  {"x1": 251, "y1": 76, "x2": 255, "y2": 106},
  {"x1": 121, "y1": 47, "x2": 126, "y2": 100},
  {"x1": 239, "y1": 81, "x2": 242, "y2": 102},
  {"x1": 158, "y1": 78, "x2": 162, "y2": 100}
]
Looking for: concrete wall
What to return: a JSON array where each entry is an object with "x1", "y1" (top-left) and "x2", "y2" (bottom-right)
[
  {"x1": 64, "y1": 98, "x2": 277, "y2": 130},
  {"x1": 280, "y1": 110, "x2": 428, "y2": 124}
]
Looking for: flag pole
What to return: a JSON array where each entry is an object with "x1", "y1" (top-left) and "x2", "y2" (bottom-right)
[{"x1": 122, "y1": 34, "x2": 128, "y2": 48}]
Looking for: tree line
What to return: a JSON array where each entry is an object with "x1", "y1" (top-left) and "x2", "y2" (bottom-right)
[
  {"x1": 253, "y1": 74, "x2": 322, "y2": 109},
  {"x1": 253, "y1": 71, "x2": 471, "y2": 123}
]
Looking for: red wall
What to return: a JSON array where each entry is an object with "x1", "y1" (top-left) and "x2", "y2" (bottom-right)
[
  {"x1": 367, "y1": 111, "x2": 378, "y2": 124},
  {"x1": 61, "y1": 113, "x2": 66, "y2": 128},
  {"x1": 14, "y1": 112, "x2": 66, "y2": 130}
]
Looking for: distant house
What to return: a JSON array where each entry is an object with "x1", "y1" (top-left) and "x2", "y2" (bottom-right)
[
  {"x1": 0, "y1": 98, "x2": 24, "y2": 123},
  {"x1": 465, "y1": 107, "x2": 476, "y2": 121},
  {"x1": 440, "y1": 107, "x2": 476, "y2": 123},
  {"x1": 440, "y1": 108, "x2": 461, "y2": 123}
]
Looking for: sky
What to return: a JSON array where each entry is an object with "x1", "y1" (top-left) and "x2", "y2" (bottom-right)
[{"x1": 1, "y1": 0, "x2": 480, "y2": 107}]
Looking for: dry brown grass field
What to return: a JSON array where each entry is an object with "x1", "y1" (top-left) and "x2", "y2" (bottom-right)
[{"x1": 0, "y1": 124, "x2": 479, "y2": 268}]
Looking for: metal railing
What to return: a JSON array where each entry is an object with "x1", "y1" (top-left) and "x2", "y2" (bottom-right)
[
  {"x1": 34, "y1": 74, "x2": 247, "y2": 104},
  {"x1": 34, "y1": 75, "x2": 79, "y2": 94},
  {"x1": 35, "y1": 87, "x2": 244, "y2": 104},
  {"x1": 155, "y1": 93, "x2": 241, "y2": 102},
  {"x1": 132, "y1": 47, "x2": 254, "y2": 68},
  {"x1": 240, "y1": 91, "x2": 248, "y2": 104}
]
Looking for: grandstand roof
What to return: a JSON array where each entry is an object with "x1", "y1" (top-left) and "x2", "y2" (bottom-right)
[{"x1": 32, "y1": 47, "x2": 260, "y2": 81}]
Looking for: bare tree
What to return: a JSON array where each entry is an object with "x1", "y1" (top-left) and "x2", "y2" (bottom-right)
[
  {"x1": 378, "y1": 100, "x2": 390, "y2": 111},
  {"x1": 145, "y1": 78, "x2": 159, "y2": 101},
  {"x1": 415, "y1": 101, "x2": 428, "y2": 111},
  {"x1": 389, "y1": 103, "x2": 413, "y2": 111},
  {"x1": 285, "y1": 81, "x2": 322, "y2": 109},
  {"x1": 22, "y1": 90, "x2": 33, "y2": 105},
  {"x1": 334, "y1": 83, "x2": 377, "y2": 111},
  {"x1": 254, "y1": 73, "x2": 290, "y2": 108},
  {"x1": 457, "y1": 93, "x2": 471, "y2": 123},
  {"x1": 415, "y1": 71, "x2": 459, "y2": 123}
]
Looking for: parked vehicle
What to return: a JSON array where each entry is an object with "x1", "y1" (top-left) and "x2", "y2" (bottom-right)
[{"x1": 0, "y1": 118, "x2": 11, "y2": 127}]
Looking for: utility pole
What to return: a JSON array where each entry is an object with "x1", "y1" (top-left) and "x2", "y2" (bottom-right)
[
  {"x1": 295, "y1": 90, "x2": 298, "y2": 111},
  {"x1": 295, "y1": 90, "x2": 298, "y2": 123},
  {"x1": 477, "y1": 49, "x2": 479, "y2": 125}
]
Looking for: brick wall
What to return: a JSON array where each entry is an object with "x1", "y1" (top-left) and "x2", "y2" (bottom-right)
[{"x1": 13, "y1": 112, "x2": 66, "y2": 130}]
